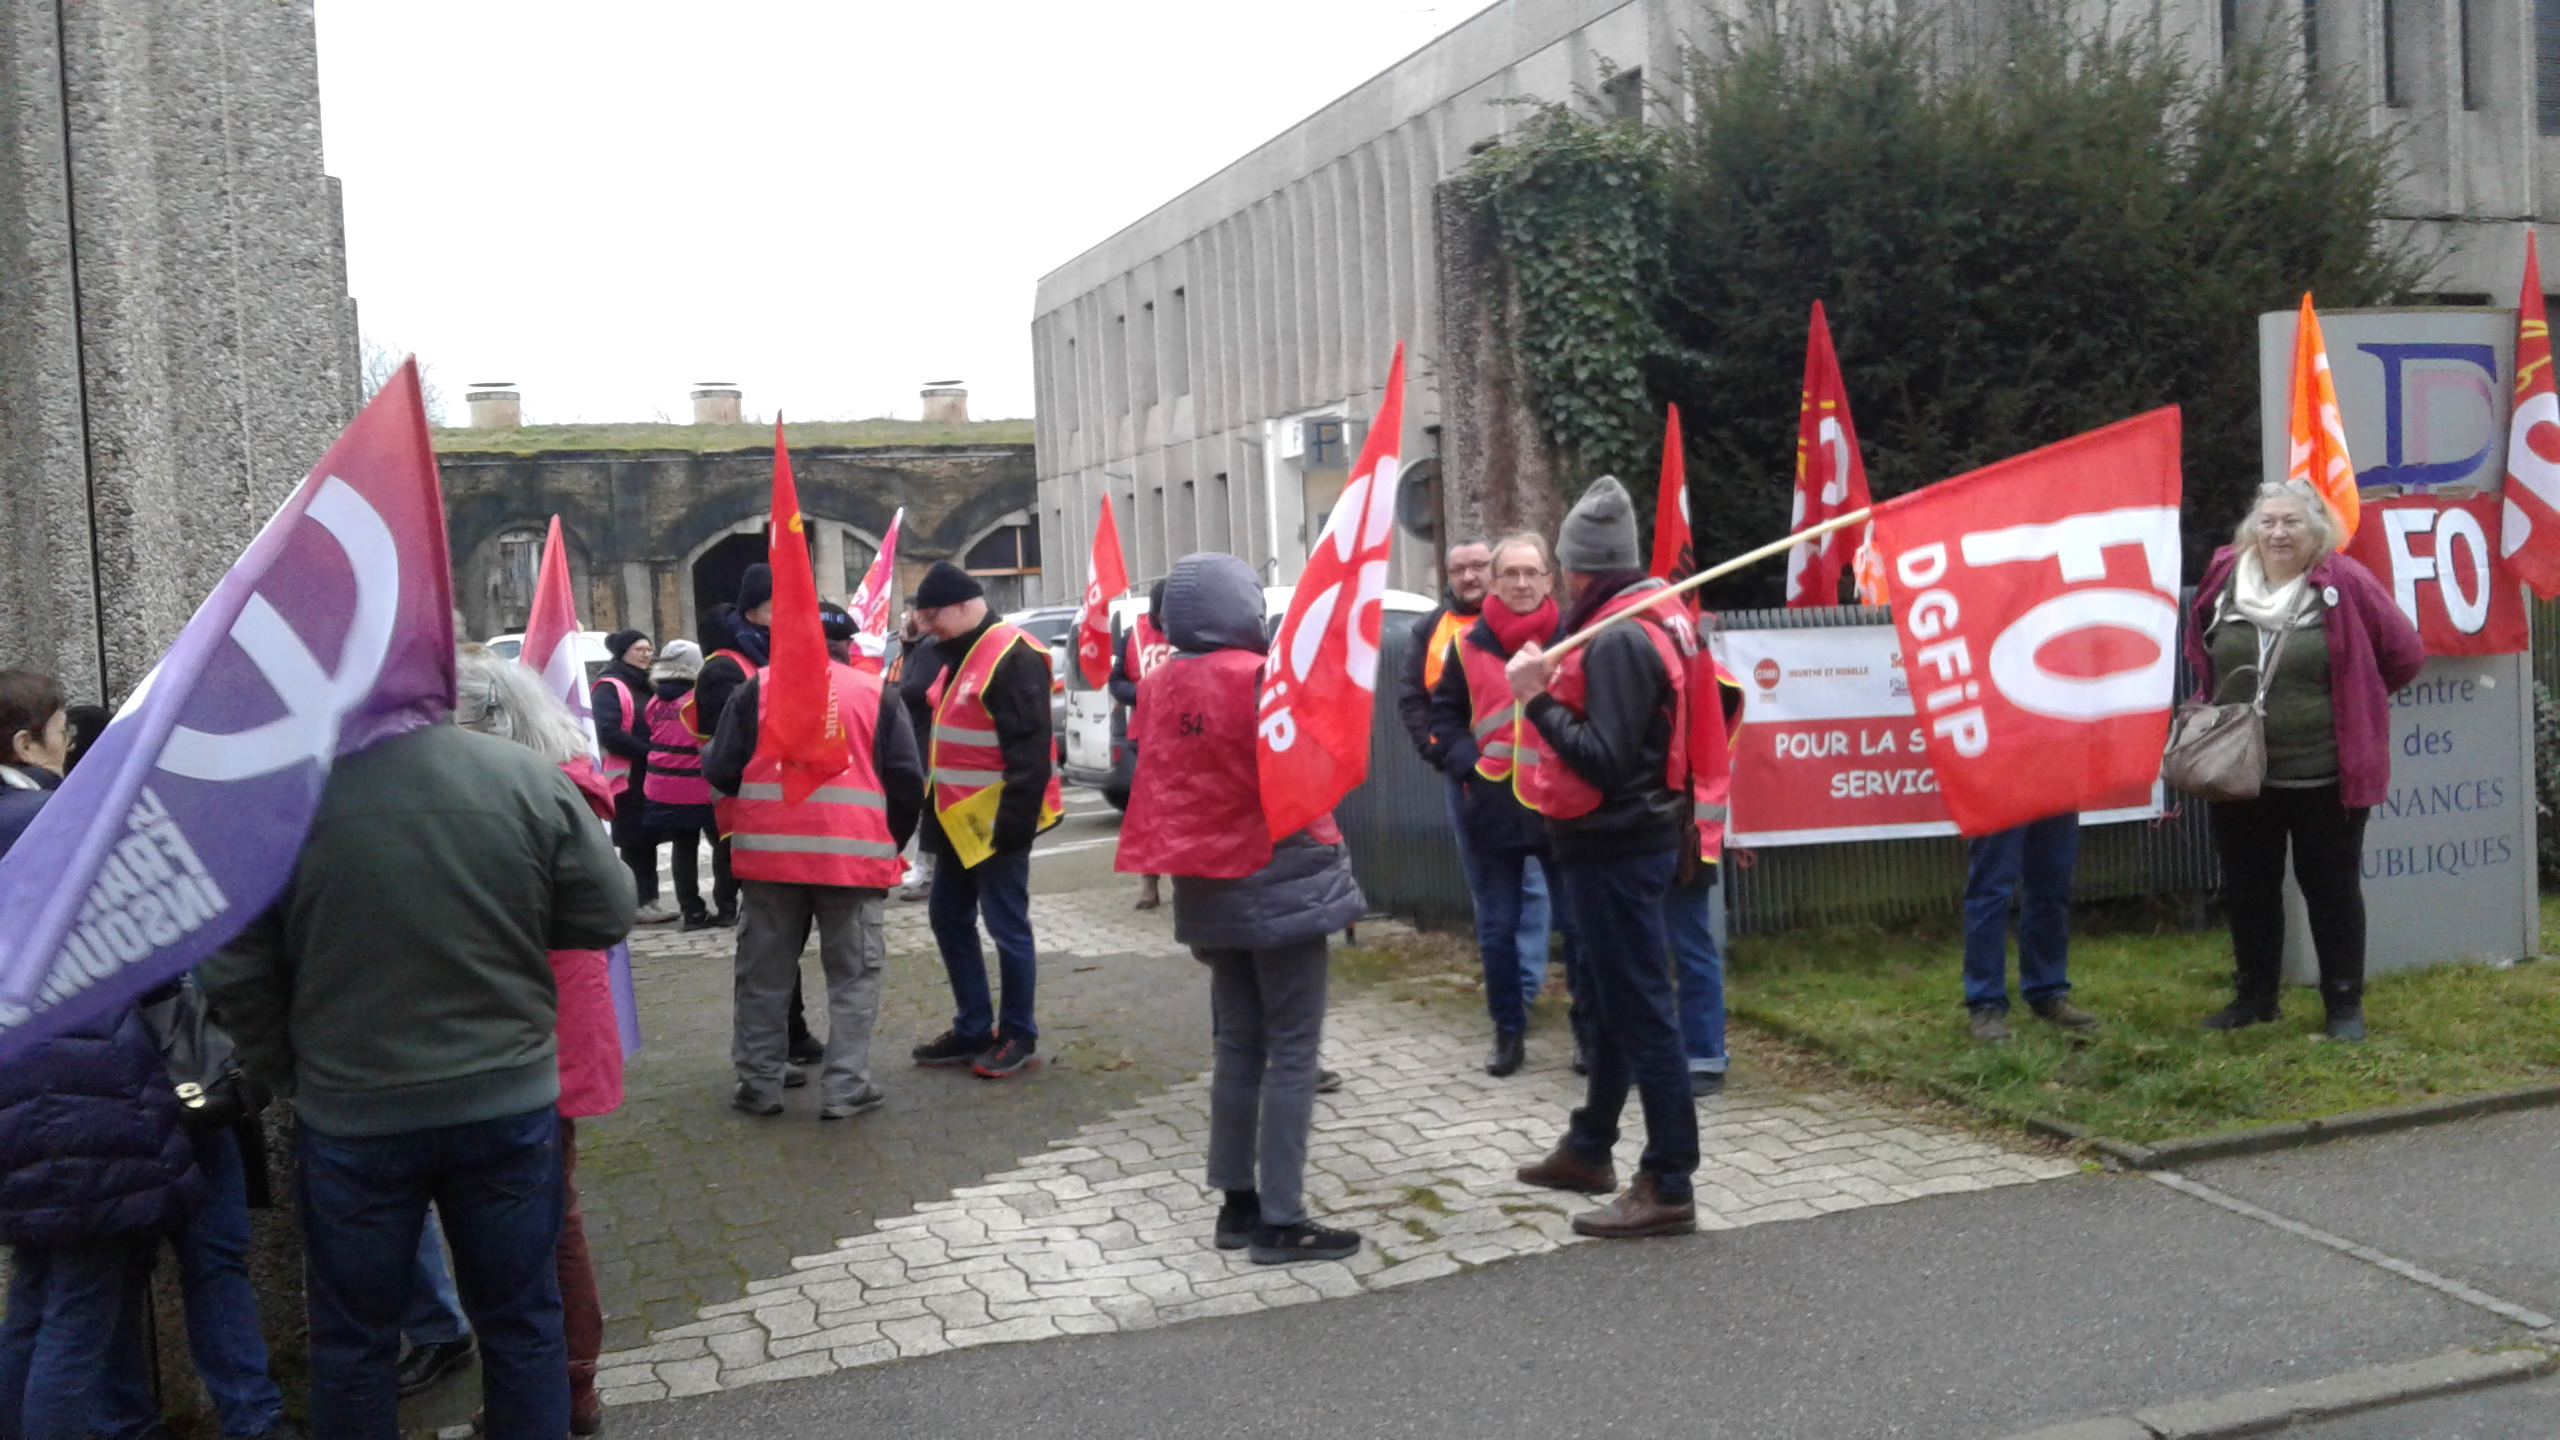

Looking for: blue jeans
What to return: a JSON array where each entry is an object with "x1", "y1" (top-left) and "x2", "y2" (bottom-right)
[
  {"x1": 930, "y1": 847, "x2": 1039, "y2": 1042},
  {"x1": 403, "y1": 1213, "x2": 470, "y2": 1346},
  {"x1": 1446, "y1": 782, "x2": 1552, "y2": 1005},
  {"x1": 96, "y1": 1128, "x2": 284, "y2": 1440},
  {"x1": 1465, "y1": 850, "x2": 1558, "y2": 1036},
  {"x1": 295, "y1": 1107, "x2": 566, "y2": 1440},
  {"x1": 1963, "y1": 813, "x2": 2078, "y2": 1014},
  {"x1": 1558, "y1": 849, "x2": 1696, "y2": 1200},
  {"x1": 0, "y1": 1238, "x2": 147, "y2": 1440},
  {"x1": 1665, "y1": 873, "x2": 1726, "y2": 1075}
]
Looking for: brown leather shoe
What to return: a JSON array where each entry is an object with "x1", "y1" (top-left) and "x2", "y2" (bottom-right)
[
  {"x1": 1516, "y1": 1144, "x2": 1616, "y2": 1194},
  {"x1": 1571, "y1": 1173, "x2": 1698, "y2": 1239}
]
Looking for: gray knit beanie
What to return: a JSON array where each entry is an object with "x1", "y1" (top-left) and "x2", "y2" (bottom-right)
[{"x1": 1554, "y1": 475, "x2": 1641, "y2": 572}]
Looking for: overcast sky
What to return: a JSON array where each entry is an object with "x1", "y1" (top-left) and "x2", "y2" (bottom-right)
[{"x1": 314, "y1": 1, "x2": 1498, "y2": 426}]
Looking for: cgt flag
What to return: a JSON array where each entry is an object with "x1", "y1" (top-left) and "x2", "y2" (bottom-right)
[
  {"x1": 0, "y1": 362, "x2": 454, "y2": 1062},
  {"x1": 1786, "y1": 300, "x2": 1873, "y2": 606},
  {"x1": 847, "y1": 507, "x2": 904, "y2": 673},
  {"x1": 1870, "y1": 407, "x2": 2182, "y2": 836},
  {"x1": 1259, "y1": 343, "x2": 1405, "y2": 840},
  {"x1": 1075, "y1": 493, "x2": 1131, "y2": 689},
  {"x1": 1650, "y1": 404, "x2": 1695, "y2": 607},
  {"x1": 759, "y1": 420, "x2": 850, "y2": 805}
]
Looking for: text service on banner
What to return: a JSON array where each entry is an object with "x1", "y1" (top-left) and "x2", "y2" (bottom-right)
[
  {"x1": 0, "y1": 363, "x2": 454, "y2": 1061},
  {"x1": 1867, "y1": 407, "x2": 2184, "y2": 837},
  {"x1": 1717, "y1": 625, "x2": 2159, "y2": 846}
]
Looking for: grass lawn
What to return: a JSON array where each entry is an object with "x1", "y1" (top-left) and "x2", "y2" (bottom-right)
[{"x1": 1725, "y1": 896, "x2": 2560, "y2": 1145}]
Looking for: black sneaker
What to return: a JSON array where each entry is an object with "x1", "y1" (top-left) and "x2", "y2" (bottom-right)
[
  {"x1": 1248, "y1": 1220, "x2": 1362, "y2": 1265},
  {"x1": 819, "y1": 1084, "x2": 887, "y2": 1120},
  {"x1": 912, "y1": 1029, "x2": 993, "y2": 1068},
  {"x1": 972, "y1": 1034, "x2": 1039, "y2": 1079},
  {"x1": 782, "y1": 1064, "x2": 808, "y2": 1089},
  {"x1": 710, "y1": 907, "x2": 739, "y2": 929},
  {"x1": 1214, "y1": 1191, "x2": 1260, "y2": 1250},
  {"x1": 2202, "y1": 1001, "x2": 2279, "y2": 1031},
  {"x1": 679, "y1": 910, "x2": 716, "y2": 932},
  {"x1": 730, "y1": 1083, "x2": 783, "y2": 1117},
  {"x1": 788, "y1": 1036, "x2": 826, "y2": 1066},
  {"x1": 394, "y1": 1336, "x2": 475, "y2": 1398},
  {"x1": 1690, "y1": 1068, "x2": 1726, "y2": 1099},
  {"x1": 1315, "y1": 1068, "x2": 1344, "y2": 1095}
]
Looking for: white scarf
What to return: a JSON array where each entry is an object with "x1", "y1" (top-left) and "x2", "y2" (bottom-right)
[{"x1": 2228, "y1": 551, "x2": 2310, "y2": 631}]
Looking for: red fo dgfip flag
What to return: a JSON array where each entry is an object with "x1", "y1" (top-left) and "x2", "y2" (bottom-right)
[
  {"x1": 1258, "y1": 343, "x2": 1406, "y2": 840},
  {"x1": 846, "y1": 507, "x2": 904, "y2": 673},
  {"x1": 759, "y1": 420, "x2": 851, "y2": 804},
  {"x1": 1786, "y1": 301, "x2": 1874, "y2": 606},
  {"x1": 1074, "y1": 493, "x2": 1131, "y2": 688},
  {"x1": 1650, "y1": 404, "x2": 1694, "y2": 605},
  {"x1": 1869, "y1": 407, "x2": 2182, "y2": 836},
  {"x1": 518, "y1": 516, "x2": 599, "y2": 764},
  {"x1": 2502, "y1": 234, "x2": 2560, "y2": 597},
  {"x1": 2287, "y1": 293, "x2": 2362, "y2": 545}
]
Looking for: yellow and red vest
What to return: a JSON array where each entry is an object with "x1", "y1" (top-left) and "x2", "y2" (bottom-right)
[
  {"x1": 1420, "y1": 608, "x2": 1468, "y2": 693},
  {"x1": 1456, "y1": 633, "x2": 1528, "y2": 783},
  {"x1": 1515, "y1": 583, "x2": 1693, "y2": 822},
  {"x1": 929, "y1": 622, "x2": 1065, "y2": 868},
  {"x1": 680, "y1": 648, "x2": 760, "y2": 739},
  {"x1": 725, "y1": 662, "x2": 903, "y2": 889},
  {"x1": 1691, "y1": 651, "x2": 1742, "y2": 865}
]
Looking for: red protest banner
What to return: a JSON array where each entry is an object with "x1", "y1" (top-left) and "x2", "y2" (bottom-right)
[{"x1": 2345, "y1": 491, "x2": 2528, "y2": 655}]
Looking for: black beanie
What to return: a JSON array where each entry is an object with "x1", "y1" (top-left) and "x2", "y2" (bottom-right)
[
  {"x1": 737, "y1": 564, "x2": 774, "y2": 614},
  {"x1": 819, "y1": 602, "x2": 857, "y2": 641},
  {"x1": 913, "y1": 560, "x2": 985, "y2": 609},
  {"x1": 604, "y1": 629, "x2": 646, "y2": 663}
]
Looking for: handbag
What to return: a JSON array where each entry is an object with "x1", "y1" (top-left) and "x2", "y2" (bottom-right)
[
  {"x1": 137, "y1": 975, "x2": 268, "y2": 1136},
  {"x1": 2160, "y1": 598, "x2": 2298, "y2": 804}
]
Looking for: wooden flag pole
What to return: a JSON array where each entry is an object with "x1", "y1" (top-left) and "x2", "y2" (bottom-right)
[{"x1": 1542, "y1": 507, "x2": 1873, "y2": 661}]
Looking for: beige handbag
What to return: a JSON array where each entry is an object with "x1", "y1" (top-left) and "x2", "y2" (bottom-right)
[{"x1": 2160, "y1": 604, "x2": 2296, "y2": 804}]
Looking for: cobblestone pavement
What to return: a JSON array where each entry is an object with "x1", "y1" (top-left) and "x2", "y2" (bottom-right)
[{"x1": 589, "y1": 899, "x2": 2079, "y2": 1405}]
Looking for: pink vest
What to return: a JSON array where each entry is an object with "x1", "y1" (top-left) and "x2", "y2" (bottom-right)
[{"x1": 643, "y1": 695, "x2": 711, "y2": 806}]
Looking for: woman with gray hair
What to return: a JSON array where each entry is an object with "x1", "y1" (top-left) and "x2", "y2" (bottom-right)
[
  {"x1": 451, "y1": 644, "x2": 625, "y2": 1432},
  {"x1": 2181, "y1": 481, "x2": 2423, "y2": 1041}
]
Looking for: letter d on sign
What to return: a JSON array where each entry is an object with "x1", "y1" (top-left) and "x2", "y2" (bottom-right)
[{"x1": 1896, "y1": 542, "x2": 1949, "y2": 589}]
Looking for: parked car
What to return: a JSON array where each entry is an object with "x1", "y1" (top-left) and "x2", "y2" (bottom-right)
[
  {"x1": 1062, "y1": 585, "x2": 1435, "y2": 810},
  {"x1": 481, "y1": 629, "x2": 617, "y2": 685},
  {"x1": 1003, "y1": 605, "x2": 1081, "y2": 765}
]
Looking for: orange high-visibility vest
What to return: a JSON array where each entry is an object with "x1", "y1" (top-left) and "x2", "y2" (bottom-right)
[
  {"x1": 725, "y1": 662, "x2": 903, "y2": 889},
  {"x1": 681, "y1": 648, "x2": 760, "y2": 739},
  {"x1": 929, "y1": 622, "x2": 1064, "y2": 868},
  {"x1": 1420, "y1": 608, "x2": 1468, "y2": 692},
  {"x1": 1455, "y1": 633, "x2": 1527, "y2": 783},
  {"x1": 1514, "y1": 583, "x2": 1692, "y2": 821}
]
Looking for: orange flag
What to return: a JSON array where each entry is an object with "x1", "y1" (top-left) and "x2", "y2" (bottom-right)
[
  {"x1": 758, "y1": 418, "x2": 850, "y2": 803},
  {"x1": 2287, "y1": 293, "x2": 2361, "y2": 543}
]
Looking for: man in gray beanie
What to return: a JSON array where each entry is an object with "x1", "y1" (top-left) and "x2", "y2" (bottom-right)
[{"x1": 1501, "y1": 475, "x2": 1702, "y2": 1240}]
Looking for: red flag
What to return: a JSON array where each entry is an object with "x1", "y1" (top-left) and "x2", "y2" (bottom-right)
[
  {"x1": 2348, "y1": 491, "x2": 2529, "y2": 654},
  {"x1": 847, "y1": 508, "x2": 904, "y2": 673},
  {"x1": 1870, "y1": 408, "x2": 2182, "y2": 836},
  {"x1": 1074, "y1": 493, "x2": 1131, "y2": 688},
  {"x1": 1258, "y1": 344, "x2": 1405, "y2": 840},
  {"x1": 1786, "y1": 301, "x2": 1873, "y2": 606},
  {"x1": 2502, "y1": 234, "x2": 2560, "y2": 596},
  {"x1": 518, "y1": 515, "x2": 598, "y2": 761},
  {"x1": 758, "y1": 419, "x2": 849, "y2": 804},
  {"x1": 1650, "y1": 404, "x2": 1694, "y2": 606},
  {"x1": 2286, "y1": 294, "x2": 2361, "y2": 544}
]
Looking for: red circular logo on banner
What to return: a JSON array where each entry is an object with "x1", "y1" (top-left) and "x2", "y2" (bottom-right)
[{"x1": 1753, "y1": 657, "x2": 1780, "y2": 691}]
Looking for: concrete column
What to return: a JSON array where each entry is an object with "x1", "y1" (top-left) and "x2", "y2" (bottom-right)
[
  {"x1": 622, "y1": 562, "x2": 654, "y2": 640},
  {"x1": 813, "y1": 521, "x2": 848, "y2": 604}
]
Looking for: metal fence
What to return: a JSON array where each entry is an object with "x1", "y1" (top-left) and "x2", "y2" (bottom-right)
[{"x1": 1334, "y1": 621, "x2": 1477, "y2": 931}]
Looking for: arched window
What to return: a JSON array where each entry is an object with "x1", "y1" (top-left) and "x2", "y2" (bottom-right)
[{"x1": 491, "y1": 527, "x2": 544, "y2": 631}]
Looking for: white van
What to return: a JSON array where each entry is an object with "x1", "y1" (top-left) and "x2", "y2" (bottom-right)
[{"x1": 1062, "y1": 584, "x2": 1437, "y2": 809}]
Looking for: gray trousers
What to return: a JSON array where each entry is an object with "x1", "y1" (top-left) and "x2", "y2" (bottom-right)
[
  {"x1": 733, "y1": 880, "x2": 887, "y2": 1105},
  {"x1": 1201, "y1": 938, "x2": 1330, "y2": 1228}
]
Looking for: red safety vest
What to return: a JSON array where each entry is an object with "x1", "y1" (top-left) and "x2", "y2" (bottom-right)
[
  {"x1": 1515, "y1": 583, "x2": 1693, "y2": 821},
  {"x1": 1116, "y1": 648, "x2": 1341, "y2": 878},
  {"x1": 725, "y1": 662, "x2": 902, "y2": 889},
  {"x1": 1692, "y1": 651, "x2": 1742, "y2": 865},
  {"x1": 680, "y1": 649, "x2": 760, "y2": 738},
  {"x1": 642, "y1": 693, "x2": 710, "y2": 807},
  {"x1": 592, "y1": 676, "x2": 637, "y2": 796},
  {"x1": 1455, "y1": 633, "x2": 1528, "y2": 783},
  {"x1": 929, "y1": 622, "x2": 1065, "y2": 868}
]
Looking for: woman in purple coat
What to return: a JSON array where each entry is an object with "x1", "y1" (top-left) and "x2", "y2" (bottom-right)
[{"x1": 2184, "y1": 481, "x2": 2425, "y2": 1041}]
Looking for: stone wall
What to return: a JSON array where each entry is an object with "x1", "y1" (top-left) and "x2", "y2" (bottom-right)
[
  {"x1": 0, "y1": 0, "x2": 358, "y2": 702},
  {"x1": 436, "y1": 441, "x2": 1043, "y2": 643}
]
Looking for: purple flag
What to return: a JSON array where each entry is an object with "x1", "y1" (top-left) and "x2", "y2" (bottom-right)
[{"x1": 0, "y1": 362, "x2": 454, "y2": 1060}]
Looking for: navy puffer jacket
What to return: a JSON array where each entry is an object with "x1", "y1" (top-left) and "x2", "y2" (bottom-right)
[{"x1": 0, "y1": 1006, "x2": 202, "y2": 1246}]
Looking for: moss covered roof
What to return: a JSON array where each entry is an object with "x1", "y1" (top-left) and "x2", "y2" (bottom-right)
[{"x1": 431, "y1": 418, "x2": 1033, "y2": 455}]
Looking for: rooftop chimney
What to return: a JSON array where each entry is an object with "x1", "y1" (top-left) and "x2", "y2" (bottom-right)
[
  {"x1": 921, "y1": 380, "x2": 968, "y2": 425},
  {"x1": 691, "y1": 383, "x2": 742, "y2": 426},
  {"x1": 465, "y1": 383, "x2": 521, "y2": 429}
]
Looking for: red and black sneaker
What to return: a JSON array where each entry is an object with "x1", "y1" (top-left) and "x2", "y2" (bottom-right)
[
  {"x1": 971, "y1": 1034, "x2": 1039, "y2": 1079},
  {"x1": 911, "y1": 1028, "x2": 993, "y2": 1068}
]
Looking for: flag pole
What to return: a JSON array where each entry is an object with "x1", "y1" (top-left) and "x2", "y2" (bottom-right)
[{"x1": 1544, "y1": 507, "x2": 1873, "y2": 661}]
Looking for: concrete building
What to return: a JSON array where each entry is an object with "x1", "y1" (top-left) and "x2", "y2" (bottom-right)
[
  {"x1": 1, "y1": 0, "x2": 359, "y2": 699},
  {"x1": 1031, "y1": 0, "x2": 2560, "y2": 600}
]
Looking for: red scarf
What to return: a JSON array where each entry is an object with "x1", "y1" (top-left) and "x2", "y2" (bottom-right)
[{"x1": 1481, "y1": 596, "x2": 1558, "y2": 657}]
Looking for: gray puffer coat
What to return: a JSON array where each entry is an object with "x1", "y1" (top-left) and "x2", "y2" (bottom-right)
[{"x1": 1160, "y1": 552, "x2": 1366, "y2": 952}]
